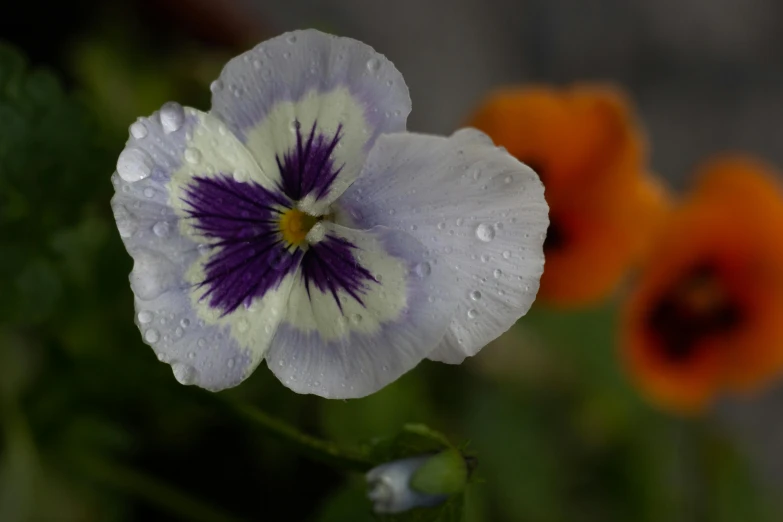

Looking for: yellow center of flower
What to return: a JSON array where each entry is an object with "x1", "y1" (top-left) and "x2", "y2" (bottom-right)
[{"x1": 279, "y1": 208, "x2": 319, "y2": 246}]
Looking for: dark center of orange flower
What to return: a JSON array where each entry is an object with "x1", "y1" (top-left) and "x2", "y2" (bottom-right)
[
  {"x1": 521, "y1": 158, "x2": 567, "y2": 254},
  {"x1": 646, "y1": 263, "x2": 743, "y2": 362},
  {"x1": 544, "y1": 219, "x2": 566, "y2": 252}
]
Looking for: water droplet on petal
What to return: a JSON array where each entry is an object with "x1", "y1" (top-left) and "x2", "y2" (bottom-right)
[
  {"x1": 366, "y1": 58, "x2": 380, "y2": 72},
  {"x1": 504, "y1": 175, "x2": 513, "y2": 184},
  {"x1": 180, "y1": 318, "x2": 190, "y2": 328},
  {"x1": 130, "y1": 120, "x2": 148, "y2": 139},
  {"x1": 143, "y1": 187, "x2": 155, "y2": 198},
  {"x1": 350, "y1": 313, "x2": 363, "y2": 325},
  {"x1": 160, "y1": 102, "x2": 185, "y2": 134},
  {"x1": 237, "y1": 319, "x2": 249, "y2": 333},
  {"x1": 467, "y1": 309, "x2": 479, "y2": 319},
  {"x1": 493, "y1": 269, "x2": 503, "y2": 278},
  {"x1": 117, "y1": 148, "x2": 153, "y2": 182},
  {"x1": 502, "y1": 251, "x2": 511, "y2": 259},
  {"x1": 470, "y1": 290, "x2": 482, "y2": 301},
  {"x1": 414, "y1": 262, "x2": 431, "y2": 278},
  {"x1": 152, "y1": 221, "x2": 169, "y2": 237},
  {"x1": 480, "y1": 254, "x2": 490, "y2": 263},
  {"x1": 286, "y1": 34, "x2": 298, "y2": 43},
  {"x1": 197, "y1": 338, "x2": 206, "y2": 348},
  {"x1": 138, "y1": 310, "x2": 154, "y2": 324},
  {"x1": 184, "y1": 147, "x2": 202, "y2": 164},
  {"x1": 144, "y1": 328, "x2": 160, "y2": 343},
  {"x1": 210, "y1": 80, "x2": 223, "y2": 93},
  {"x1": 227, "y1": 358, "x2": 235, "y2": 369},
  {"x1": 437, "y1": 222, "x2": 446, "y2": 230},
  {"x1": 172, "y1": 362, "x2": 196, "y2": 385},
  {"x1": 475, "y1": 223, "x2": 495, "y2": 242}
]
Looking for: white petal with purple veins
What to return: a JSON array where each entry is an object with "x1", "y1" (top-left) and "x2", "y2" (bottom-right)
[
  {"x1": 265, "y1": 224, "x2": 456, "y2": 398},
  {"x1": 210, "y1": 29, "x2": 410, "y2": 213},
  {"x1": 334, "y1": 129, "x2": 549, "y2": 363},
  {"x1": 112, "y1": 102, "x2": 297, "y2": 390}
]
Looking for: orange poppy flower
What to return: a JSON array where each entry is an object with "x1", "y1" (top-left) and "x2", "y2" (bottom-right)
[
  {"x1": 621, "y1": 156, "x2": 783, "y2": 413},
  {"x1": 467, "y1": 85, "x2": 669, "y2": 307}
]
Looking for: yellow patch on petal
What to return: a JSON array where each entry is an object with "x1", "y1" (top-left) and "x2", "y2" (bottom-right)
[{"x1": 279, "y1": 208, "x2": 319, "y2": 247}]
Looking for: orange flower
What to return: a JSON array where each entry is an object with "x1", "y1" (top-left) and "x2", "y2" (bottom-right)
[
  {"x1": 468, "y1": 85, "x2": 669, "y2": 307},
  {"x1": 621, "y1": 157, "x2": 783, "y2": 413}
]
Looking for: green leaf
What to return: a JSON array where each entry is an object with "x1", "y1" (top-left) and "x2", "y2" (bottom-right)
[{"x1": 368, "y1": 424, "x2": 453, "y2": 465}]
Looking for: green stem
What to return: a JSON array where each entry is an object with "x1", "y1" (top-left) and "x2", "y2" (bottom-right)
[
  {"x1": 80, "y1": 455, "x2": 248, "y2": 522},
  {"x1": 197, "y1": 389, "x2": 374, "y2": 472}
]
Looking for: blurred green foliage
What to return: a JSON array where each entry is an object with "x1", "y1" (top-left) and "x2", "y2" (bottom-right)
[{"x1": 0, "y1": 28, "x2": 780, "y2": 522}]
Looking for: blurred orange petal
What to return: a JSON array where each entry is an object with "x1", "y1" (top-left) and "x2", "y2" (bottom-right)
[
  {"x1": 621, "y1": 156, "x2": 783, "y2": 413},
  {"x1": 468, "y1": 85, "x2": 670, "y2": 307}
]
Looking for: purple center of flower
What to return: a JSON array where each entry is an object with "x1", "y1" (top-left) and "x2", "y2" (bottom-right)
[{"x1": 182, "y1": 121, "x2": 375, "y2": 316}]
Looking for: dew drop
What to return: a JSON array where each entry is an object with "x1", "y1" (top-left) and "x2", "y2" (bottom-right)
[
  {"x1": 143, "y1": 187, "x2": 155, "y2": 199},
  {"x1": 172, "y1": 362, "x2": 196, "y2": 385},
  {"x1": 475, "y1": 223, "x2": 496, "y2": 242},
  {"x1": 366, "y1": 58, "x2": 380, "y2": 72},
  {"x1": 152, "y1": 221, "x2": 170, "y2": 237},
  {"x1": 159, "y1": 102, "x2": 185, "y2": 134},
  {"x1": 481, "y1": 254, "x2": 490, "y2": 263},
  {"x1": 197, "y1": 338, "x2": 206, "y2": 348},
  {"x1": 144, "y1": 329, "x2": 160, "y2": 343},
  {"x1": 493, "y1": 269, "x2": 503, "y2": 278},
  {"x1": 130, "y1": 120, "x2": 148, "y2": 139},
  {"x1": 227, "y1": 358, "x2": 235, "y2": 369},
  {"x1": 237, "y1": 319, "x2": 249, "y2": 333},
  {"x1": 470, "y1": 290, "x2": 482, "y2": 301},
  {"x1": 456, "y1": 217, "x2": 464, "y2": 227},
  {"x1": 184, "y1": 147, "x2": 202, "y2": 165},
  {"x1": 409, "y1": 224, "x2": 417, "y2": 231},
  {"x1": 287, "y1": 34, "x2": 298, "y2": 43},
  {"x1": 414, "y1": 262, "x2": 432, "y2": 278},
  {"x1": 437, "y1": 222, "x2": 446, "y2": 230},
  {"x1": 283, "y1": 51, "x2": 291, "y2": 59},
  {"x1": 467, "y1": 309, "x2": 479, "y2": 319},
  {"x1": 210, "y1": 80, "x2": 223, "y2": 93},
  {"x1": 472, "y1": 169, "x2": 482, "y2": 180},
  {"x1": 504, "y1": 175, "x2": 513, "y2": 184},
  {"x1": 138, "y1": 310, "x2": 154, "y2": 324},
  {"x1": 117, "y1": 148, "x2": 153, "y2": 182},
  {"x1": 502, "y1": 250, "x2": 511, "y2": 259},
  {"x1": 350, "y1": 313, "x2": 363, "y2": 325}
]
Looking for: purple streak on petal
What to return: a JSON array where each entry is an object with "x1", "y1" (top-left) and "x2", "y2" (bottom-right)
[
  {"x1": 183, "y1": 174, "x2": 300, "y2": 315},
  {"x1": 277, "y1": 121, "x2": 344, "y2": 201},
  {"x1": 301, "y1": 234, "x2": 377, "y2": 312}
]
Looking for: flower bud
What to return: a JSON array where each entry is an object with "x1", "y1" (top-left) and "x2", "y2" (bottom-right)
[{"x1": 366, "y1": 449, "x2": 468, "y2": 514}]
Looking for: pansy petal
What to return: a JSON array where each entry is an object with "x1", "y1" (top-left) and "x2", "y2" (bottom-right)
[
  {"x1": 209, "y1": 29, "x2": 411, "y2": 214},
  {"x1": 265, "y1": 223, "x2": 456, "y2": 398},
  {"x1": 334, "y1": 129, "x2": 548, "y2": 363},
  {"x1": 112, "y1": 104, "x2": 299, "y2": 390}
]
